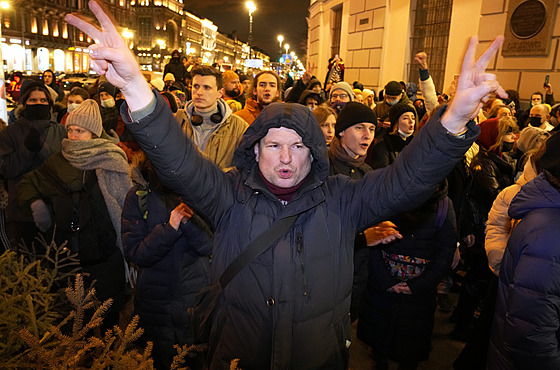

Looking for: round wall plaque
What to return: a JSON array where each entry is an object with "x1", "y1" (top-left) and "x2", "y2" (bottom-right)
[{"x1": 510, "y1": 0, "x2": 547, "y2": 39}]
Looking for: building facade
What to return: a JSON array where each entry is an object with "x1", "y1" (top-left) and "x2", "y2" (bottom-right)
[
  {"x1": 0, "y1": 0, "x2": 269, "y2": 74},
  {"x1": 308, "y1": 0, "x2": 560, "y2": 103}
]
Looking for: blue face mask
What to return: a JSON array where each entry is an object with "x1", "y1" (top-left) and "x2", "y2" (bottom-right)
[
  {"x1": 331, "y1": 101, "x2": 347, "y2": 114},
  {"x1": 386, "y1": 99, "x2": 398, "y2": 106}
]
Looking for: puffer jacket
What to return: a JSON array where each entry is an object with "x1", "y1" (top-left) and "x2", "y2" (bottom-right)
[
  {"x1": 485, "y1": 160, "x2": 537, "y2": 276},
  {"x1": 234, "y1": 98, "x2": 263, "y2": 125},
  {"x1": 181, "y1": 99, "x2": 248, "y2": 171},
  {"x1": 366, "y1": 133, "x2": 414, "y2": 169},
  {"x1": 121, "y1": 166, "x2": 212, "y2": 368},
  {"x1": 122, "y1": 93, "x2": 479, "y2": 370},
  {"x1": 488, "y1": 173, "x2": 560, "y2": 369},
  {"x1": 0, "y1": 116, "x2": 66, "y2": 222}
]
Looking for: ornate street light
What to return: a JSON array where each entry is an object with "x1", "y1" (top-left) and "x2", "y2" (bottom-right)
[{"x1": 246, "y1": 1, "x2": 256, "y2": 58}]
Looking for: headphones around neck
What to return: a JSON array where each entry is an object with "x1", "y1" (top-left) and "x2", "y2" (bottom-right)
[{"x1": 190, "y1": 103, "x2": 223, "y2": 126}]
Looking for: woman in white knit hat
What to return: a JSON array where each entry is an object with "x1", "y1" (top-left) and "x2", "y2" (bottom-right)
[{"x1": 18, "y1": 99, "x2": 133, "y2": 332}]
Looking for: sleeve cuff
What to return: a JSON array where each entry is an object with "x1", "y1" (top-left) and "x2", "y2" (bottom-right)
[
  {"x1": 129, "y1": 94, "x2": 157, "y2": 121},
  {"x1": 419, "y1": 69, "x2": 430, "y2": 81}
]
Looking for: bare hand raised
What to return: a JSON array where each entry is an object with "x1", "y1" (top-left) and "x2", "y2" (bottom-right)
[
  {"x1": 414, "y1": 52, "x2": 428, "y2": 70},
  {"x1": 441, "y1": 36, "x2": 507, "y2": 134},
  {"x1": 65, "y1": 0, "x2": 152, "y2": 111}
]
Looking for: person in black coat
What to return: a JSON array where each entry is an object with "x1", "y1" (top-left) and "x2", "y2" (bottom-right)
[
  {"x1": 163, "y1": 50, "x2": 187, "y2": 84},
  {"x1": 122, "y1": 152, "x2": 212, "y2": 369}
]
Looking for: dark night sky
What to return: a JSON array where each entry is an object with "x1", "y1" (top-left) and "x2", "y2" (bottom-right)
[{"x1": 185, "y1": 0, "x2": 309, "y2": 61}]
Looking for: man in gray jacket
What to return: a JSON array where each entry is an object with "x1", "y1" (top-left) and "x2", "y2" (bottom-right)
[{"x1": 67, "y1": 2, "x2": 507, "y2": 368}]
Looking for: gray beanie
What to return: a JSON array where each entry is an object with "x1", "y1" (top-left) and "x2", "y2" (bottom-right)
[
  {"x1": 517, "y1": 126, "x2": 549, "y2": 153},
  {"x1": 66, "y1": 99, "x2": 103, "y2": 137},
  {"x1": 329, "y1": 81, "x2": 355, "y2": 101}
]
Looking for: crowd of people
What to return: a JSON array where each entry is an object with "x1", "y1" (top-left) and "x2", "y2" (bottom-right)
[{"x1": 1, "y1": 2, "x2": 560, "y2": 369}]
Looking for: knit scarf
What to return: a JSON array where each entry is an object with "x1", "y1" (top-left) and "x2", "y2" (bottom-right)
[
  {"x1": 62, "y1": 138, "x2": 133, "y2": 277},
  {"x1": 329, "y1": 137, "x2": 366, "y2": 168}
]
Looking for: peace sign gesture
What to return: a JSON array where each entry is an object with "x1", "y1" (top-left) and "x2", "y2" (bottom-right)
[
  {"x1": 65, "y1": 0, "x2": 152, "y2": 111},
  {"x1": 441, "y1": 36, "x2": 507, "y2": 133}
]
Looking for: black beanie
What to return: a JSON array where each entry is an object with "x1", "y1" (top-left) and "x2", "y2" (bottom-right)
[
  {"x1": 384, "y1": 81, "x2": 403, "y2": 96},
  {"x1": 335, "y1": 102, "x2": 378, "y2": 137},
  {"x1": 389, "y1": 103, "x2": 416, "y2": 127},
  {"x1": 98, "y1": 81, "x2": 116, "y2": 97},
  {"x1": 538, "y1": 131, "x2": 560, "y2": 178}
]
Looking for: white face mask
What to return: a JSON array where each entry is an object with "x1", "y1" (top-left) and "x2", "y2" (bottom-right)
[
  {"x1": 100, "y1": 97, "x2": 115, "y2": 108},
  {"x1": 67, "y1": 103, "x2": 80, "y2": 113},
  {"x1": 398, "y1": 128, "x2": 413, "y2": 138}
]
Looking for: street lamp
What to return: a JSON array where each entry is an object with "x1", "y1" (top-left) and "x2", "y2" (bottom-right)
[
  {"x1": 284, "y1": 44, "x2": 289, "y2": 55},
  {"x1": 246, "y1": 1, "x2": 256, "y2": 58},
  {"x1": 277, "y1": 35, "x2": 284, "y2": 61}
]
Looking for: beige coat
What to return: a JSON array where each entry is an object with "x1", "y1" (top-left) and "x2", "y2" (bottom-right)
[{"x1": 485, "y1": 160, "x2": 538, "y2": 276}]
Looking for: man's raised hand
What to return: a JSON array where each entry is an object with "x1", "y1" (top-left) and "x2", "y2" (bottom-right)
[
  {"x1": 65, "y1": 0, "x2": 152, "y2": 111},
  {"x1": 441, "y1": 36, "x2": 507, "y2": 133}
]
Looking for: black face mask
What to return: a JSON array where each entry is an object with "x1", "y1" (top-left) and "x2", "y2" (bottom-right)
[
  {"x1": 501, "y1": 141, "x2": 514, "y2": 153},
  {"x1": 22, "y1": 104, "x2": 51, "y2": 121},
  {"x1": 527, "y1": 116, "x2": 542, "y2": 127}
]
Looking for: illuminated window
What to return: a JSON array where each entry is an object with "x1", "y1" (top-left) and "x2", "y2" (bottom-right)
[
  {"x1": 119, "y1": 0, "x2": 123, "y2": 5},
  {"x1": 62, "y1": 23, "x2": 68, "y2": 38},
  {"x1": 43, "y1": 19, "x2": 49, "y2": 35},
  {"x1": 31, "y1": 16, "x2": 37, "y2": 33},
  {"x1": 79, "y1": 31, "x2": 83, "y2": 41},
  {"x1": 53, "y1": 22, "x2": 59, "y2": 37},
  {"x1": 4, "y1": 16, "x2": 9, "y2": 29}
]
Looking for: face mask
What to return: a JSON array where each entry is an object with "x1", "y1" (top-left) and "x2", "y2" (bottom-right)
[
  {"x1": 100, "y1": 97, "x2": 115, "y2": 109},
  {"x1": 67, "y1": 103, "x2": 80, "y2": 113},
  {"x1": 308, "y1": 106, "x2": 315, "y2": 112},
  {"x1": 386, "y1": 99, "x2": 398, "y2": 106},
  {"x1": 398, "y1": 128, "x2": 413, "y2": 138},
  {"x1": 331, "y1": 101, "x2": 347, "y2": 114},
  {"x1": 22, "y1": 104, "x2": 51, "y2": 120},
  {"x1": 527, "y1": 116, "x2": 542, "y2": 127},
  {"x1": 501, "y1": 141, "x2": 514, "y2": 153}
]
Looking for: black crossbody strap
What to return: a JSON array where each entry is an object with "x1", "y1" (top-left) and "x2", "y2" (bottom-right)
[{"x1": 219, "y1": 213, "x2": 300, "y2": 288}]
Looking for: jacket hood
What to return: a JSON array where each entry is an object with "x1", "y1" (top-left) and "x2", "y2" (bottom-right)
[
  {"x1": 233, "y1": 102, "x2": 329, "y2": 181},
  {"x1": 298, "y1": 90, "x2": 324, "y2": 105},
  {"x1": 509, "y1": 173, "x2": 560, "y2": 219}
]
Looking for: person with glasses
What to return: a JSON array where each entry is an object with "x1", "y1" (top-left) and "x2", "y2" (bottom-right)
[{"x1": 329, "y1": 81, "x2": 355, "y2": 114}]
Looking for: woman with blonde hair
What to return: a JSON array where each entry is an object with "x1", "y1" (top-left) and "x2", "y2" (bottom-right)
[{"x1": 313, "y1": 105, "x2": 337, "y2": 145}]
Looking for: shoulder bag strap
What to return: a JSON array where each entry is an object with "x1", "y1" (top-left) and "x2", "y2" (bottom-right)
[{"x1": 219, "y1": 213, "x2": 300, "y2": 288}]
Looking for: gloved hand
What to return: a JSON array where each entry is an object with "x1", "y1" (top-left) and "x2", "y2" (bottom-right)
[
  {"x1": 30, "y1": 199, "x2": 52, "y2": 232},
  {"x1": 24, "y1": 128, "x2": 43, "y2": 152}
]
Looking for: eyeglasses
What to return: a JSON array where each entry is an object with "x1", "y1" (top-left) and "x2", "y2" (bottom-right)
[{"x1": 331, "y1": 93, "x2": 348, "y2": 100}]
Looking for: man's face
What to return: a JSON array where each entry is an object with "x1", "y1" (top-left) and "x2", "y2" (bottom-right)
[
  {"x1": 305, "y1": 97, "x2": 319, "y2": 111},
  {"x1": 254, "y1": 74, "x2": 279, "y2": 105},
  {"x1": 242, "y1": 79, "x2": 252, "y2": 93},
  {"x1": 330, "y1": 89, "x2": 350, "y2": 104},
  {"x1": 223, "y1": 78, "x2": 241, "y2": 98},
  {"x1": 254, "y1": 127, "x2": 312, "y2": 188},
  {"x1": 99, "y1": 91, "x2": 112, "y2": 101},
  {"x1": 192, "y1": 74, "x2": 222, "y2": 111},
  {"x1": 43, "y1": 72, "x2": 53, "y2": 85},
  {"x1": 384, "y1": 94, "x2": 402, "y2": 105},
  {"x1": 339, "y1": 122, "x2": 375, "y2": 158},
  {"x1": 531, "y1": 94, "x2": 542, "y2": 105},
  {"x1": 529, "y1": 105, "x2": 548, "y2": 124}
]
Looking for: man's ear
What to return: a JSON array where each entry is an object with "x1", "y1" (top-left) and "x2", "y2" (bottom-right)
[
  {"x1": 339, "y1": 130, "x2": 344, "y2": 137},
  {"x1": 254, "y1": 144, "x2": 260, "y2": 162},
  {"x1": 218, "y1": 88, "x2": 223, "y2": 99}
]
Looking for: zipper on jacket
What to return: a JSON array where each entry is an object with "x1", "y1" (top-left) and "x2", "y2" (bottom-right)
[{"x1": 297, "y1": 232, "x2": 307, "y2": 296}]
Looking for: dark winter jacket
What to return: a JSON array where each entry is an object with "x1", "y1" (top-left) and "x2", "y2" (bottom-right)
[
  {"x1": 163, "y1": 57, "x2": 187, "y2": 83},
  {"x1": 122, "y1": 93, "x2": 479, "y2": 370},
  {"x1": 366, "y1": 133, "x2": 414, "y2": 169},
  {"x1": 122, "y1": 176, "x2": 212, "y2": 368},
  {"x1": 357, "y1": 187, "x2": 457, "y2": 361},
  {"x1": 488, "y1": 173, "x2": 560, "y2": 370},
  {"x1": 328, "y1": 144, "x2": 372, "y2": 322},
  {"x1": 0, "y1": 116, "x2": 66, "y2": 221}
]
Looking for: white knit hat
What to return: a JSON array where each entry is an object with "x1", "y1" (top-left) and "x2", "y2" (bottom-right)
[{"x1": 66, "y1": 99, "x2": 103, "y2": 137}]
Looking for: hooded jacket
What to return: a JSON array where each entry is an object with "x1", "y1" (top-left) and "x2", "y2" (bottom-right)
[
  {"x1": 122, "y1": 162, "x2": 212, "y2": 368},
  {"x1": 179, "y1": 98, "x2": 248, "y2": 171},
  {"x1": 488, "y1": 173, "x2": 560, "y2": 369},
  {"x1": 122, "y1": 93, "x2": 479, "y2": 369},
  {"x1": 234, "y1": 97, "x2": 263, "y2": 125}
]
